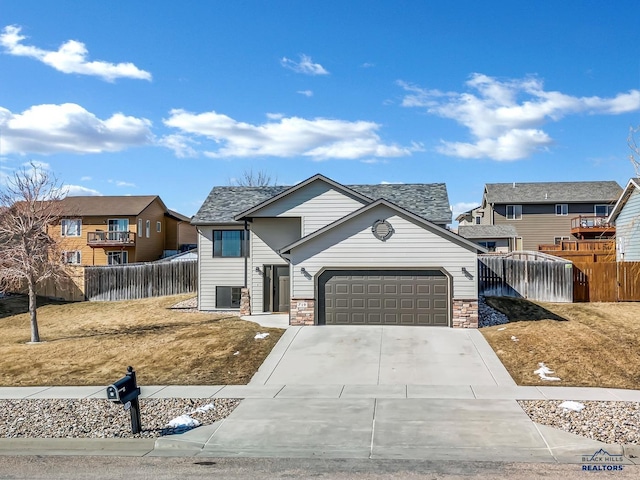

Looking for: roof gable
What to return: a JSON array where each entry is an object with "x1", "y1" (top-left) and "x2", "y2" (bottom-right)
[
  {"x1": 233, "y1": 174, "x2": 372, "y2": 221},
  {"x1": 484, "y1": 181, "x2": 622, "y2": 204},
  {"x1": 279, "y1": 198, "x2": 484, "y2": 254},
  {"x1": 608, "y1": 178, "x2": 640, "y2": 222}
]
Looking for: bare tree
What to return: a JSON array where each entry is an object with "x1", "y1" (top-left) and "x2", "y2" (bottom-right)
[
  {"x1": 0, "y1": 163, "x2": 66, "y2": 343},
  {"x1": 628, "y1": 126, "x2": 640, "y2": 177},
  {"x1": 230, "y1": 169, "x2": 277, "y2": 186}
]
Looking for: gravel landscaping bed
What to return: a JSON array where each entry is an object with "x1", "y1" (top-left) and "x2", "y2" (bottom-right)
[
  {"x1": 519, "y1": 400, "x2": 640, "y2": 445},
  {"x1": 0, "y1": 398, "x2": 241, "y2": 439}
]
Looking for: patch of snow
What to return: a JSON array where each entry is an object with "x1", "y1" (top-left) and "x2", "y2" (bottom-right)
[
  {"x1": 511, "y1": 335, "x2": 519, "y2": 342},
  {"x1": 497, "y1": 327, "x2": 506, "y2": 331},
  {"x1": 233, "y1": 351, "x2": 240, "y2": 355},
  {"x1": 190, "y1": 403, "x2": 215, "y2": 414},
  {"x1": 254, "y1": 333, "x2": 270, "y2": 340},
  {"x1": 559, "y1": 401, "x2": 585, "y2": 412},
  {"x1": 167, "y1": 415, "x2": 200, "y2": 429},
  {"x1": 534, "y1": 362, "x2": 561, "y2": 381}
]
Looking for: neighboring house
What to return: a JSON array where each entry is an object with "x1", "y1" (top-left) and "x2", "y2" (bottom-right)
[
  {"x1": 480, "y1": 181, "x2": 622, "y2": 251},
  {"x1": 457, "y1": 225, "x2": 519, "y2": 253},
  {"x1": 52, "y1": 196, "x2": 196, "y2": 266},
  {"x1": 455, "y1": 206, "x2": 487, "y2": 226},
  {"x1": 192, "y1": 174, "x2": 485, "y2": 328},
  {"x1": 608, "y1": 178, "x2": 640, "y2": 262}
]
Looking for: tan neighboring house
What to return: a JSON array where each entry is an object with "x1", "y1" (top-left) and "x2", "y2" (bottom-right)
[
  {"x1": 52, "y1": 196, "x2": 196, "y2": 266},
  {"x1": 471, "y1": 181, "x2": 622, "y2": 251}
]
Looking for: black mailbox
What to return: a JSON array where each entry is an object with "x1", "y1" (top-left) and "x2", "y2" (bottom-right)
[
  {"x1": 106, "y1": 366, "x2": 142, "y2": 434},
  {"x1": 106, "y1": 375, "x2": 139, "y2": 403}
]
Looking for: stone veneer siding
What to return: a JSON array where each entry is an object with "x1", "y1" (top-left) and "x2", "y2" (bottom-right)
[
  {"x1": 452, "y1": 299, "x2": 479, "y2": 328},
  {"x1": 240, "y1": 288, "x2": 251, "y2": 316},
  {"x1": 290, "y1": 298, "x2": 315, "y2": 325}
]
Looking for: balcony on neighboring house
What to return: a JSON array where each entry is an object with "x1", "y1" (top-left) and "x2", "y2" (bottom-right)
[
  {"x1": 570, "y1": 215, "x2": 615, "y2": 239},
  {"x1": 87, "y1": 231, "x2": 136, "y2": 247}
]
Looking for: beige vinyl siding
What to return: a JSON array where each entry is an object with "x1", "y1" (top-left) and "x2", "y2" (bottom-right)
[
  {"x1": 615, "y1": 189, "x2": 640, "y2": 261},
  {"x1": 197, "y1": 225, "x2": 247, "y2": 310},
  {"x1": 288, "y1": 205, "x2": 478, "y2": 300},
  {"x1": 492, "y1": 203, "x2": 597, "y2": 251},
  {"x1": 246, "y1": 180, "x2": 366, "y2": 235},
  {"x1": 250, "y1": 217, "x2": 301, "y2": 312}
]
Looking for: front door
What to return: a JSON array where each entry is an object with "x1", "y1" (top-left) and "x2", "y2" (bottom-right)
[{"x1": 263, "y1": 265, "x2": 290, "y2": 313}]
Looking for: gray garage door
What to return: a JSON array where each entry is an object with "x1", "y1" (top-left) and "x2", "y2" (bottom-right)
[{"x1": 318, "y1": 269, "x2": 449, "y2": 326}]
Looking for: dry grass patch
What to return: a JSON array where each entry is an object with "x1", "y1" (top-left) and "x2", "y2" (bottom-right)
[
  {"x1": 0, "y1": 294, "x2": 284, "y2": 386},
  {"x1": 481, "y1": 297, "x2": 640, "y2": 390}
]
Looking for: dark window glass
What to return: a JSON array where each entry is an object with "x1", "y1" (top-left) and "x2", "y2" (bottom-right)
[
  {"x1": 213, "y1": 230, "x2": 248, "y2": 257},
  {"x1": 216, "y1": 286, "x2": 242, "y2": 308}
]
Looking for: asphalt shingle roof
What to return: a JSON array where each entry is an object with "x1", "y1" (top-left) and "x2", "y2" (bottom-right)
[
  {"x1": 58, "y1": 196, "x2": 160, "y2": 216},
  {"x1": 458, "y1": 225, "x2": 518, "y2": 239},
  {"x1": 192, "y1": 182, "x2": 451, "y2": 225},
  {"x1": 484, "y1": 181, "x2": 622, "y2": 204}
]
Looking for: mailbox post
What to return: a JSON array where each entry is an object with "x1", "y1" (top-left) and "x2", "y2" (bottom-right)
[{"x1": 106, "y1": 366, "x2": 142, "y2": 434}]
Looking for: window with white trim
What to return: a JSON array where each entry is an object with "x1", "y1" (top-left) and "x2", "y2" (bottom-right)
[
  {"x1": 506, "y1": 205, "x2": 522, "y2": 220},
  {"x1": 145, "y1": 220, "x2": 150, "y2": 238},
  {"x1": 475, "y1": 216, "x2": 481, "y2": 225},
  {"x1": 61, "y1": 219, "x2": 81, "y2": 237},
  {"x1": 138, "y1": 219, "x2": 143, "y2": 238},
  {"x1": 554, "y1": 236, "x2": 570, "y2": 245},
  {"x1": 107, "y1": 251, "x2": 128, "y2": 265},
  {"x1": 62, "y1": 250, "x2": 81, "y2": 264},
  {"x1": 156, "y1": 221, "x2": 162, "y2": 233},
  {"x1": 213, "y1": 230, "x2": 249, "y2": 257},
  {"x1": 595, "y1": 204, "x2": 613, "y2": 217},
  {"x1": 555, "y1": 204, "x2": 568, "y2": 216}
]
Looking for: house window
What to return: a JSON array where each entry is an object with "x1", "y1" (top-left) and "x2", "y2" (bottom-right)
[
  {"x1": 478, "y1": 241, "x2": 496, "y2": 252},
  {"x1": 146, "y1": 220, "x2": 150, "y2": 238},
  {"x1": 595, "y1": 204, "x2": 613, "y2": 217},
  {"x1": 107, "y1": 251, "x2": 128, "y2": 265},
  {"x1": 475, "y1": 216, "x2": 481, "y2": 225},
  {"x1": 62, "y1": 251, "x2": 81, "y2": 264},
  {"x1": 216, "y1": 286, "x2": 242, "y2": 309},
  {"x1": 138, "y1": 219, "x2": 143, "y2": 238},
  {"x1": 506, "y1": 205, "x2": 522, "y2": 220},
  {"x1": 156, "y1": 221, "x2": 162, "y2": 233},
  {"x1": 554, "y1": 236, "x2": 570, "y2": 245},
  {"x1": 61, "y1": 219, "x2": 81, "y2": 237},
  {"x1": 555, "y1": 204, "x2": 568, "y2": 216},
  {"x1": 213, "y1": 230, "x2": 249, "y2": 257}
]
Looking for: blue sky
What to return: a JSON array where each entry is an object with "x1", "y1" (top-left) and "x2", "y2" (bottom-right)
[{"x1": 1, "y1": 1, "x2": 640, "y2": 220}]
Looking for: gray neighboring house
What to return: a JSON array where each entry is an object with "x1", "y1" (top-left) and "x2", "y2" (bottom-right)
[
  {"x1": 457, "y1": 225, "x2": 519, "y2": 253},
  {"x1": 608, "y1": 178, "x2": 640, "y2": 261},
  {"x1": 192, "y1": 174, "x2": 486, "y2": 328},
  {"x1": 478, "y1": 181, "x2": 622, "y2": 251}
]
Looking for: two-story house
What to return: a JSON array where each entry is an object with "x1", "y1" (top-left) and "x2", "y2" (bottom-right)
[
  {"x1": 52, "y1": 196, "x2": 196, "y2": 266},
  {"x1": 192, "y1": 174, "x2": 485, "y2": 328},
  {"x1": 460, "y1": 181, "x2": 622, "y2": 252},
  {"x1": 608, "y1": 178, "x2": 640, "y2": 262}
]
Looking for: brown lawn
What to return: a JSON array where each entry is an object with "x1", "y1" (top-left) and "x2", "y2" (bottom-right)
[
  {"x1": 481, "y1": 297, "x2": 640, "y2": 390},
  {"x1": 0, "y1": 294, "x2": 284, "y2": 386}
]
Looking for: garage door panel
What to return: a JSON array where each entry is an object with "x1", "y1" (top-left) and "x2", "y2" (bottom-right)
[{"x1": 321, "y1": 270, "x2": 450, "y2": 326}]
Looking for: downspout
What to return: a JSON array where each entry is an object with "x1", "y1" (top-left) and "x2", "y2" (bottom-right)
[{"x1": 244, "y1": 220, "x2": 248, "y2": 288}]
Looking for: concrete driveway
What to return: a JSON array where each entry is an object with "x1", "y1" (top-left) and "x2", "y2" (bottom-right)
[{"x1": 250, "y1": 325, "x2": 515, "y2": 386}]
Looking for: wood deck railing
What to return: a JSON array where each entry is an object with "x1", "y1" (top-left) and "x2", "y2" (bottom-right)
[{"x1": 87, "y1": 231, "x2": 136, "y2": 247}]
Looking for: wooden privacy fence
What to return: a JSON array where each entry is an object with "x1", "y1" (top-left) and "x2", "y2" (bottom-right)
[
  {"x1": 478, "y1": 254, "x2": 573, "y2": 302},
  {"x1": 84, "y1": 261, "x2": 197, "y2": 301},
  {"x1": 573, "y1": 262, "x2": 640, "y2": 302}
]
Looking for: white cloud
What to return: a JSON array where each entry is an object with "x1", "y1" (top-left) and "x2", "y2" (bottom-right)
[
  {"x1": 360, "y1": 158, "x2": 389, "y2": 164},
  {"x1": 281, "y1": 54, "x2": 329, "y2": 75},
  {"x1": 380, "y1": 180, "x2": 404, "y2": 184},
  {"x1": 80, "y1": 176, "x2": 92, "y2": 181},
  {"x1": 297, "y1": 90, "x2": 313, "y2": 97},
  {"x1": 64, "y1": 185, "x2": 102, "y2": 196},
  {"x1": 266, "y1": 112, "x2": 284, "y2": 120},
  {"x1": 163, "y1": 109, "x2": 416, "y2": 161},
  {"x1": 0, "y1": 103, "x2": 153, "y2": 155},
  {"x1": 399, "y1": 74, "x2": 640, "y2": 161},
  {"x1": 157, "y1": 133, "x2": 198, "y2": 158},
  {"x1": 361, "y1": 62, "x2": 375, "y2": 68},
  {"x1": 0, "y1": 25, "x2": 151, "y2": 82},
  {"x1": 116, "y1": 181, "x2": 135, "y2": 188}
]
